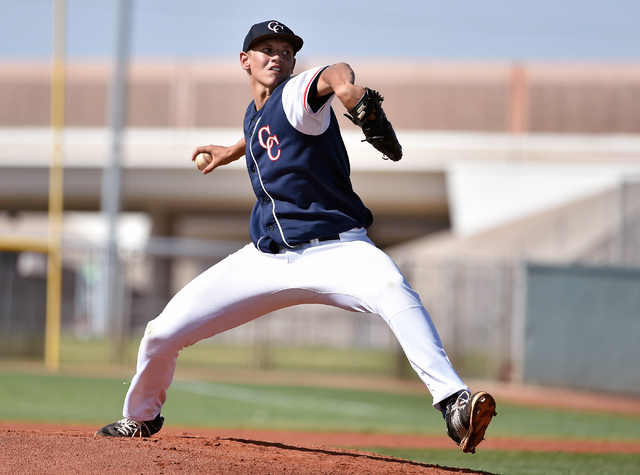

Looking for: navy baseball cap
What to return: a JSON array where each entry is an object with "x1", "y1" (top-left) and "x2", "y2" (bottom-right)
[{"x1": 243, "y1": 20, "x2": 304, "y2": 54}]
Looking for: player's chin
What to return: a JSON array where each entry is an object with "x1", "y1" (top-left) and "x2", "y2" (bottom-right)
[{"x1": 267, "y1": 69, "x2": 290, "y2": 83}]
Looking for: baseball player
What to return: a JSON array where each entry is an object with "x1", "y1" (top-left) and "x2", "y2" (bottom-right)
[{"x1": 95, "y1": 20, "x2": 496, "y2": 453}]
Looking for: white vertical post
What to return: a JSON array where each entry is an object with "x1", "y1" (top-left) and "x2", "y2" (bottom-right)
[{"x1": 102, "y1": 0, "x2": 133, "y2": 363}]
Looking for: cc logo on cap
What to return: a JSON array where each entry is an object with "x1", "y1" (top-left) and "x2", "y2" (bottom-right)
[{"x1": 268, "y1": 21, "x2": 284, "y2": 33}]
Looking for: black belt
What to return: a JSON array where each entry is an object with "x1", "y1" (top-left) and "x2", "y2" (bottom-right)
[{"x1": 318, "y1": 234, "x2": 340, "y2": 242}]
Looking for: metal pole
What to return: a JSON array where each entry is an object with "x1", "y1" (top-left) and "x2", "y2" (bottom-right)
[
  {"x1": 617, "y1": 179, "x2": 627, "y2": 266},
  {"x1": 102, "y1": 0, "x2": 133, "y2": 363},
  {"x1": 45, "y1": 0, "x2": 66, "y2": 372}
]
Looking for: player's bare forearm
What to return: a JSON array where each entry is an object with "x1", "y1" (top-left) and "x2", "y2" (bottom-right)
[
  {"x1": 192, "y1": 138, "x2": 246, "y2": 175},
  {"x1": 317, "y1": 63, "x2": 366, "y2": 111}
]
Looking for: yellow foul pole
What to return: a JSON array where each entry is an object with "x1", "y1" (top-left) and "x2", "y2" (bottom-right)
[{"x1": 45, "y1": 0, "x2": 66, "y2": 371}]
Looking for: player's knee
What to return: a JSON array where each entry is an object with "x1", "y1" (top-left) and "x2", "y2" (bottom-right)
[
  {"x1": 372, "y1": 271, "x2": 422, "y2": 314},
  {"x1": 139, "y1": 319, "x2": 182, "y2": 358},
  {"x1": 376, "y1": 272, "x2": 408, "y2": 295}
]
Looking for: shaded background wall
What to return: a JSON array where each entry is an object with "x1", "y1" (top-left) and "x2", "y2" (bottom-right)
[{"x1": 523, "y1": 264, "x2": 640, "y2": 396}]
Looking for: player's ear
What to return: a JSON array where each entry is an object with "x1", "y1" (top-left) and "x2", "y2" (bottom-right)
[
  {"x1": 291, "y1": 57, "x2": 296, "y2": 75},
  {"x1": 240, "y1": 51, "x2": 251, "y2": 73}
]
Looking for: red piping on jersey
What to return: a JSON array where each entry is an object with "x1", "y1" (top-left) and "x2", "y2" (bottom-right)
[{"x1": 303, "y1": 66, "x2": 330, "y2": 116}]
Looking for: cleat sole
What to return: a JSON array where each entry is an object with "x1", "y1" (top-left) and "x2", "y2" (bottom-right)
[{"x1": 460, "y1": 391, "x2": 496, "y2": 454}]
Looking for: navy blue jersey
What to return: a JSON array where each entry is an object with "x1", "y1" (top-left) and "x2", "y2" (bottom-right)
[{"x1": 243, "y1": 66, "x2": 373, "y2": 253}]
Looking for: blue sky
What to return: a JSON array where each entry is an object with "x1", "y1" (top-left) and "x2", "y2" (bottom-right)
[{"x1": 1, "y1": 0, "x2": 639, "y2": 61}]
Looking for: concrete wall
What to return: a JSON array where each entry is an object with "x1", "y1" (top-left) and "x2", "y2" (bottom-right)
[{"x1": 523, "y1": 264, "x2": 640, "y2": 396}]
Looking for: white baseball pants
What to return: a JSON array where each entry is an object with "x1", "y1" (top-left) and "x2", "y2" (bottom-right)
[{"x1": 123, "y1": 228, "x2": 467, "y2": 421}]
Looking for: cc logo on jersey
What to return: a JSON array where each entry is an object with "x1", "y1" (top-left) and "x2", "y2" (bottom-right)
[
  {"x1": 258, "y1": 125, "x2": 281, "y2": 161},
  {"x1": 268, "y1": 21, "x2": 284, "y2": 33}
]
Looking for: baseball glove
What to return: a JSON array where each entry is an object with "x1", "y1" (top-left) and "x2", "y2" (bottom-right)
[{"x1": 344, "y1": 88, "x2": 403, "y2": 162}]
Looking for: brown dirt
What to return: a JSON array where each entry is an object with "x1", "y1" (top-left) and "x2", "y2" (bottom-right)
[
  {"x1": 0, "y1": 429, "x2": 495, "y2": 475},
  {"x1": 2, "y1": 422, "x2": 640, "y2": 455},
  {"x1": 1, "y1": 423, "x2": 639, "y2": 475}
]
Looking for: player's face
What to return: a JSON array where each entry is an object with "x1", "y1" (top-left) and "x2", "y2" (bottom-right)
[{"x1": 242, "y1": 39, "x2": 296, "y2": 88}]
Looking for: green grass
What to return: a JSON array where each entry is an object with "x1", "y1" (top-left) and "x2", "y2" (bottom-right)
[
  {"x1": 0, "y1": 372, "x2": 434, "y2": 432},
  {"x1": 1, "y1": 371, "x2": 639, "y2": 442},
  {"x1": 0, "y1": 372, "x2": 129, "y2": 423},
  {"x1": 58, "y1": 334, "x2": 408, "y2": 377},
  {"x1": 166, "y1": 379, "x2": 436, "y2": 433}
]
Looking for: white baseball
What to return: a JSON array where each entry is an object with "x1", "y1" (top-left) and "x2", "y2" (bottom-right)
[{"x1": 195, "y1": 152, "x2": 212, "y2": 171}]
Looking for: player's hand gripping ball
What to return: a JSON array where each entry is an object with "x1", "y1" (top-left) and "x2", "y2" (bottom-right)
[{"x1": 195, "y1": 152, "x2": 212, "y2": 171}]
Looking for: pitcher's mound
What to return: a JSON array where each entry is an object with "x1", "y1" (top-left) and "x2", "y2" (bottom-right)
[{"x1": 0, "y1": 430, "x2": 495, "y2": 474}]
